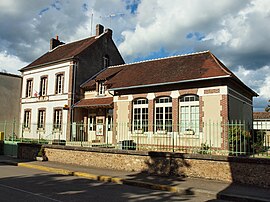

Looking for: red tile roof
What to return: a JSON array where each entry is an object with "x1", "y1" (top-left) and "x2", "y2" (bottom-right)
[
  {"x1": 253, "y1": 112, "x2": 270, "y2": 120},
  {"x1": 82, "y1": 51, "x2": 256, "y2": 96},
  {"x1": 74, "y1": 97, "x2": 113, "y2": 108},
  {"x1": 20, "y1": 36, "x2": 97, "y2": 71},
  {"x1": 81, "y1": 66, "x2": 124, "y2": 90}
]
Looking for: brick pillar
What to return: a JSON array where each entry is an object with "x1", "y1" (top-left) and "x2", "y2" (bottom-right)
[
  {"x1": 148, "y1": 100, "x2": 154, "y2": 132},
  {"x1": 172, "y1": 98, "x2": 178, "y2": 132},
  {"x1": 128, "y1": 101, "x2": 132, "y2": 131},
  {"x1": 220, "y1": 95, "x2": 228, "y2": 150},
  {"x1": 112, "y1": 102, "x2": 118, "y2": 144},
  {"x1": 199, "y1": 96, "x2": 204, "y2": 132}
]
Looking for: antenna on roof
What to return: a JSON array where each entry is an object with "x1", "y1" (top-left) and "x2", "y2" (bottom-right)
[{"x1": 100, "y1": 12, "x2": 125, "y2": 27}]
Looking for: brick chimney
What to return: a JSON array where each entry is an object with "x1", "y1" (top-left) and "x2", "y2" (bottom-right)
[
  {"x1": 96, "y1": 24, "x2": 104, "y2": 36},
  {"x1": 50, "y1": 35, "x2": 65, "y2": 50},
  {"x1": 105, "y1": 28, "x2": 113, "y2": 38}
]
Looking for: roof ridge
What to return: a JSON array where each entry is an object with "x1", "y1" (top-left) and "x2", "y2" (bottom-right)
[
  {"x1": 49, "y1": 35, "x2": 96, "y2": 52},
  {"x1": 108, "y1": 50, "x2": 210, "y2": 69},
  {"x1": 208, "y1": 52, "x2": 232, "y2": 76}
]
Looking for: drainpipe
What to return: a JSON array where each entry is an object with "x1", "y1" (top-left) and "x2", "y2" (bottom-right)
[{"x1": 70, "y1": 61, "x2": 78, "y2": 140}]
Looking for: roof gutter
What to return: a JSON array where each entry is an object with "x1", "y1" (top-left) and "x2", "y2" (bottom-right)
[{"x1": 109, "y1": 75, "x2": 231, "y2": 91}]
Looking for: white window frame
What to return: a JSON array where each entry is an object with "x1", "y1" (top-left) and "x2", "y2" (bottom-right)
[
  {"x1": 179, "y1": 95, "x2": 199, "y2": 135},
  {"x1": 25, "y1": 79, "x2": 33, "y2": 98},
  {"x1": 40, "y1": 77, "x2": 47, "y2": 96},
  {"x1": 23, "y1": 110, "x2": 31, "y2": 129},
  {"x1": 155, "y1": 97, "x2": 172, "y2": 134},
  {"x1": 53, "y1": 109, "x2": 62, "y2": 129},
  {"x1": 37, "y1": 109, "x2": 46, "y2": 130},
  {"x1": 55, "y1": 74, "x2": 64, "y2": 94},
  {"x1": 133, "y1": 99, "x2": 148, "y2": 134},
  {"x1": 88, "y1": 115, "x2": 96, "y2": 131},
  {"x1": 98, "y1": 81, "x2": 105, "y2": 95}
]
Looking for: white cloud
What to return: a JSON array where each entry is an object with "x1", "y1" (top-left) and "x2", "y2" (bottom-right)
[
  {"x1": 0, "y1": 0, "x2": 270, "y2": 110},
  {"x1": 233, "y1": 65, "x2": 270, "y2": 111},
  {"x1": 0, "y1": 51, "x2": 28, "y2": 74}
]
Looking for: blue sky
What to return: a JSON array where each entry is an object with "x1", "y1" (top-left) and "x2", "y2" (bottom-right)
[{"x1": 0, "y1": 0, "x2": 270, "y2": 111}]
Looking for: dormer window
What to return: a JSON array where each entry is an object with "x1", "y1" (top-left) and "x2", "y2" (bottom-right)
[
  {"x1": 98, "y1": 81, "x2": 105, "y2": 95},
  {"x1": 103, "y1": 55, "x2": 109, "y2": 68}
]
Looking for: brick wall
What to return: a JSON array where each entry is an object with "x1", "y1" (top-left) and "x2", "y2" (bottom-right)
[
  {"x1": 41, "y1": 145, "x2": 270, "y2": 188},
  {"x1": 220, "y1": 95, "x2": 228, "y2": 149}
]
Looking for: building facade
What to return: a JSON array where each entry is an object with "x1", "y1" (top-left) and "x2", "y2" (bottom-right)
[
  {"x1": 19, "y1": 24, "x2": 124, "y2": 141},
  {"x1": 74, "y1": 51, "x2": 257, "y2": 151},
  {"x1": 0, "y1": 72, "x2": 22, "y2": 138}
]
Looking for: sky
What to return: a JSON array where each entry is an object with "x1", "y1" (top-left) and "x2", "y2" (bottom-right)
[{"x1": 0, "y1": 0, "x2": 270, "y2": 111}]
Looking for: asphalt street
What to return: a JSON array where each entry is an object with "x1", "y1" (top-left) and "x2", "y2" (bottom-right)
[{"x1": 0, "y1": 164, "x2": 221, "y2": 202}]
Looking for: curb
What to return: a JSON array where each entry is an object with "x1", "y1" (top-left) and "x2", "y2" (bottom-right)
[{"x1": 2, "y1": 160, "x2": 269, "y2": 202}]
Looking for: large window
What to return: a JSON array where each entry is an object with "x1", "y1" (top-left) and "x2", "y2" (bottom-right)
[
  {"x1": 180, "y1": 95, "x2": 199, "y2": 135},
  {"x1": 39, "y1": 76, "x2": 47, "y2": 96},
  {"x1": 55, "y1": 74, "x2": 64, "y2": 94},
  {"x1": 155, "y1": 97, "x2": 172, "y2": 133},
  {"x1": 37, "y1": 109, "x2": 45, "y2": 129},
  {"x1": 25, "y1": 79, "x2": 33, "y2": 98},
  {"x1": 53, "y1": 109, "x2": 62, "y2": 129},
  {"x1": 133, "y1": 99, "x2": 148, "y2": 133},
  {"x1": 23, "y1": 110, "x2": 31, "y2": 129}
]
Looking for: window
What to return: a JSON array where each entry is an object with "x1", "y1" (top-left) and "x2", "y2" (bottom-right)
[
  {"x1": 23, "y1": 110, "x2": 31, "y2": 129},
  {"x1": 103, "y1": 55, "x2": 109, "y2": 68},
  {"x1": 133, "y1": 99, "x2": 148, "y2": 133},
  {"x1": 155, "y1": 97, "x2": 172, "y2": 133},
  {"x1": 55, "y1": 74, "x2": 64, "y2": 94},
  {"x1": 107, "y1": 115, "x2": 113, "y2": 131},
  {"x1": 88, "y1": 115, "x2": 96, "y2": 131},
  {"x1": 180, "y1": 95, "x2": 199, "y2": 135},
  {"x1": 25, "y1": 79, "x2": 33, "y2": 98},
  {"x1": 98, "y1": 81, "x2": 105, "y2": 95},
  {"x1": 37, "y1": 110, "x2": 45, "y2": 129},
  {"x1": 39, "y1": 77, "x2": 47, "y2": 96},
  {"x1": 53, "y1": 109, "x2": 62, "y2": 129}
]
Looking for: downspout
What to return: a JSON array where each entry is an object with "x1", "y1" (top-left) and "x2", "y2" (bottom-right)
[{"x1": 70, "y1": 61, "x2": 78, "y2": 140}]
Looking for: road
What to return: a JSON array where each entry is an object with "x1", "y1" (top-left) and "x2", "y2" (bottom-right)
[{"x1": 0, "y1": 164, "x2": 220, "y2": 202}]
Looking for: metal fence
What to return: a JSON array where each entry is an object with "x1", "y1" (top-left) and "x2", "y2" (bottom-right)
[{"x1": 0, "y1": 120, "x2": 269, "y2": 157}]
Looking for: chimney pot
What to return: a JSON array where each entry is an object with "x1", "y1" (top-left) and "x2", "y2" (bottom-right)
[
  {"x1": 96, "y1": 24, "x2": 104, "y2": 36},
  {"x1": 56, "y1": 35, "x2": 59, "y2": 40},
  {"x1": 50, "y1": 36, "x2": 65, "y2": 50}
]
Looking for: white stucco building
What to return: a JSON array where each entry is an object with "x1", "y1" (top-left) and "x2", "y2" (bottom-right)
[{"x1": 19, "y1": 24, "x2": 124, "y2": 141}]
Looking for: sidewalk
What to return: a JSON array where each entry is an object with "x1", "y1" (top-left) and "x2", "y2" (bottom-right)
[{"x1": 0, "y1": 155, "x2": 269, "y2": 202}]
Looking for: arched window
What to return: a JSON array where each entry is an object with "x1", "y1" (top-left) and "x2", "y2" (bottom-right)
[
  {"x1": 155, "y1": 97, "x2": 172, "y2": 133},
  {"x1": 180, "y1": 95, "x2": 199, "y2": 135},
  {"x1": 133, "y1": 98, "x2": 148, "y2": 133}
]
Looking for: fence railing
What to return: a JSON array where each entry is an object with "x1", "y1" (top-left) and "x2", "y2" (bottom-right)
[{"x1": 0, "y1": 120, "x2": 269, "y2": 157}]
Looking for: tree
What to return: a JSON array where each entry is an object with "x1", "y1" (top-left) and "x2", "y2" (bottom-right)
[{"x1": 265, "y1": 100, "x2": 270, "y2": 112}]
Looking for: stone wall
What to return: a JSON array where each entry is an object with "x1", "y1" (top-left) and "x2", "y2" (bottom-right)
[{"x1": 42, "y1": 145, "x2": 270, "y2": 188}]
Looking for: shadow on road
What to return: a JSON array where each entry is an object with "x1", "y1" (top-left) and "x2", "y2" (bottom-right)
[{"x1": 0, "y1": 170, "x2": 192, "y2": 202}]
